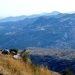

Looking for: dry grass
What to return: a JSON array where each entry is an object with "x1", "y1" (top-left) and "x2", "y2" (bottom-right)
[{"x1": 0, "y1": 54, "x2": 60, "y2": 75}]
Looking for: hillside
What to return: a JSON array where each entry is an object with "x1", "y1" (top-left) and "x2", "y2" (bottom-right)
[
  {"x1": 0, "y1": 51, "x2": 60, "y2": 75},
  {"x1": 27, "y1": 48, "x2": 75, "y2": 73},
  {"x1": 0, "y1": 13, "x2": 75, "y2": 49}
]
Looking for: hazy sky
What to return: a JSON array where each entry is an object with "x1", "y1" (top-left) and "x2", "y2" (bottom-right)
[{"x1": 0, "y1": 0, "x2": 75, "y2": 17}]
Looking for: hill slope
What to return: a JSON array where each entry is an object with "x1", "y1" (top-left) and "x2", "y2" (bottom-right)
[{"x1": 0, "y1": 53, "x2": 60, "y2": 75}]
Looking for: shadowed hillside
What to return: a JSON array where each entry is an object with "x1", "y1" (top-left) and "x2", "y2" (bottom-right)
[{"x1": 27, "y1": 48, "x2": 75, "y2": 73}]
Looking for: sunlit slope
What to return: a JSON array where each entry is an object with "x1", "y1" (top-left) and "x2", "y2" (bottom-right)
[{"x1": 0, "y1": 54, "x2": 60, "y2": 75}]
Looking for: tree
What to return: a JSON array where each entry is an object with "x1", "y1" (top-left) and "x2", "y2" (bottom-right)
[{"x1": 61, "y1": 67, "x2": 74, "y2": 75}]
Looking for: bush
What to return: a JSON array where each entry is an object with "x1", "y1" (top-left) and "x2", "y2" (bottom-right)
[
  {"x1": 61, "y1": 67, "x2": 74, "y2": 75},
  {"x1": 9, "y1": 48, "x2": 18, "y2": 55},
  {"x1": 20, "y1": 48, "x2": 29, "y2": 62}
]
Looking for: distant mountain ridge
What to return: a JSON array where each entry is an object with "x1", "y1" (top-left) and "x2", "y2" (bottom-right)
[
  {"x1": 0, "y1": 12, "x2": 75, "y2": 49},
  {"x1": 0, "y1": 11, "x2": 61, "y2": 23},
  {"x1": 0, "y1": 15, "x2": 27, "y2": 22}
]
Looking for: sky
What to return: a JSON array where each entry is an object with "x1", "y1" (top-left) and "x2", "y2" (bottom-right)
[{"x1": 0, "y1": 0, "x2": 75, "y2": 17}]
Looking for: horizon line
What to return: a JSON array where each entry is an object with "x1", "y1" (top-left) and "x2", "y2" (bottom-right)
[{"x1": 0, "y1": 11, "x2": 75, "y2": 19}]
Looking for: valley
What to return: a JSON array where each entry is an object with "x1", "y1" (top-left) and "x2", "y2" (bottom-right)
[{"x1": 27, "y1": 47, "x2": 75, "y2": 73}]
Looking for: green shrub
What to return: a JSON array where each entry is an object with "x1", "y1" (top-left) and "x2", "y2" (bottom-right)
[
  {"x1": 9, "y1": 48, "x2": 18, "y2": 55},
  {"x1": 20, "y1": 48, "x2": 29, "y2": 62}
]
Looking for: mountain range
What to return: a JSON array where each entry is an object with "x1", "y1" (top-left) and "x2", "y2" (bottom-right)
[
  {"x1": 0, "y1": 11, "x2": 75, "y2": 49},
  {"x1": 0, "y1": 11, "x2": 60, "y2": 23}
]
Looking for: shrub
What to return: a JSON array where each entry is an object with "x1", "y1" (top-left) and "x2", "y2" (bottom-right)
[
  {"x1": 9, "y1": 48, "x2": 18, "y2": 55},
  {"x1": 2, "y1": 50, "x2": 8, "y2": 54},
  {"x1": 20, "y1": 48, "x2": 29, "y2": 62},
  {"x1": 61, "y1": 67, "x2": 74, "y2": 75}
]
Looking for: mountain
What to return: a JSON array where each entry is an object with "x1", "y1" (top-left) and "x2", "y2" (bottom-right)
[
  {"x1": 0, "y1": 15, "x2": 27, "y2": 23},
  {"x1": 0, "y1": 13, "x2": 75, "y2": 49},
  {"x1": 0, "y1": 11, "x2": 61, "y2": 23},
  {"x1": 68, "y1": 11, "x2": 75, "y2": 14},
  {"x1": 44, "y1": 11, "x2": 60, "y2": 16},
  {"x1": 40, "y1": 11, "x2": 60, "y2": 16}
]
